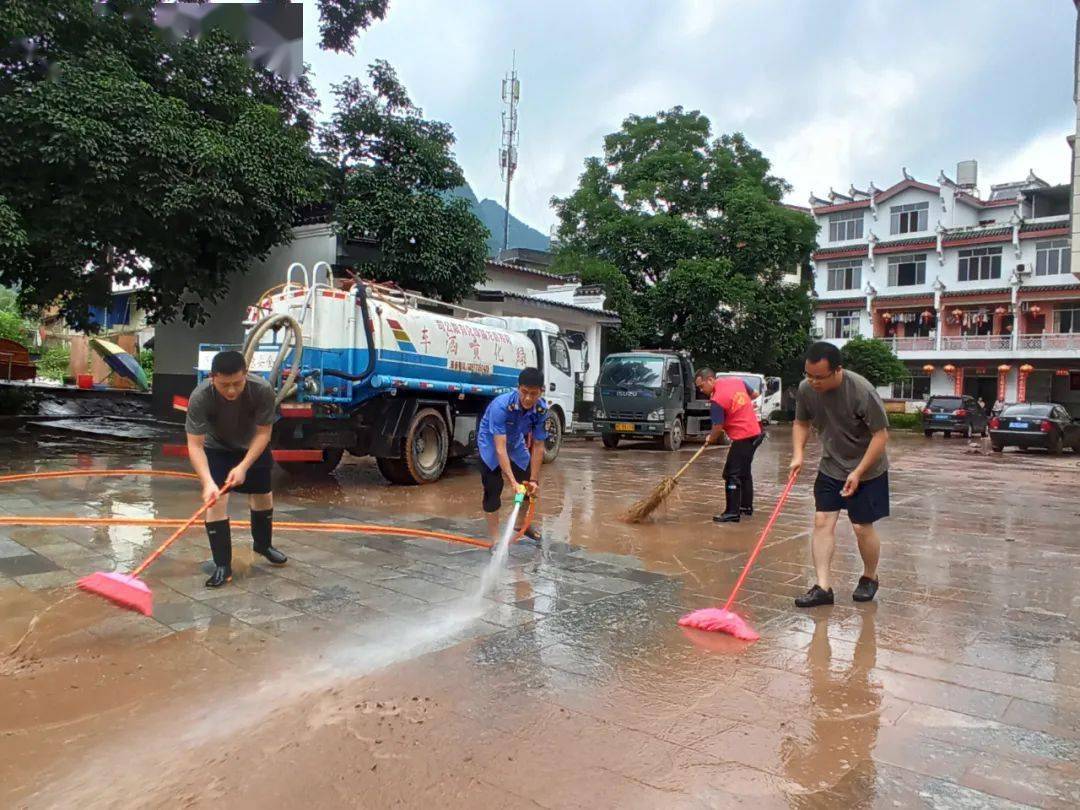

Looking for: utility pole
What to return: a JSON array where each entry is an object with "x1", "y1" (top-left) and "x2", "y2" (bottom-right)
[{"x1": 499, "y1": 53, "x2": 520, "y2": 254}]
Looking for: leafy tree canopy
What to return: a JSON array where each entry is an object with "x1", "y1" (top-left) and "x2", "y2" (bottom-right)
[
  {"x1": 0, "y1": 0, "x2": 321, "y2": 330},
  {"x1": 840, "y1": 336, "x2": 908, "y2": 388},
  {"x1": 321, "y1": 61, "x2": 488, "y2": 301},
  {"x1": 317, "y1": 0, "x2": 390, "y2": 53},
  {"x1": 552, "y1": 107, "x2": 817, "y2": 376}
]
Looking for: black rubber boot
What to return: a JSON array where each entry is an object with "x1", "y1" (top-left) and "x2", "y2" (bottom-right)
[
  {"x1": 251, "y1": 509, "x2": 287, "y2": 565},
  {"x1": 740, "y1": 476, "x2": 753, "y2": 517},
  {"x1": 713, "y1": 481, "x2": 742, "y2": 523},
  {"x1": 205, "y1": 519, "x2": 232, "y2": 588}
]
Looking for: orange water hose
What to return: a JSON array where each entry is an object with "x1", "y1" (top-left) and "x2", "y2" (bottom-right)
[{"x1": 0, "y1": 469, "x2": 540, "y2": 551}]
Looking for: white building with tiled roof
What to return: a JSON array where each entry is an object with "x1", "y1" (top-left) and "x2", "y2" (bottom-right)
[{"x1": 808, "y1": 163, "x2": 1079, "y2": 410}]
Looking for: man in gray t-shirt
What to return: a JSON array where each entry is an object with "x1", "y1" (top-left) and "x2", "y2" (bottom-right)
[
  {"x1": 185, "y1": 350, "x2": 286, "y2": 588},
  {"x1": 790, "y1": 342, "x2": 890, "y2": 609}
]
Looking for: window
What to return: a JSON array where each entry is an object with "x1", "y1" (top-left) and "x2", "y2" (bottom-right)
[
  {"x1": 828, "y1": 211, "x2": 863, "y2": 242},
  {"x1": 891, "y1": 375, "x2": 930, "y2": 400},
  {"x1": 1035, "y1": 239, "x2": 1070, "y2": 276},
  {"x1": 826, "y1": 260, "x2": 862, "y2": 291},
  {"x1": 598, "y1": 356, "x2": 665, "y2": 388},
  {"x1": 1055, "y1": 307, "x2": 1080, "y2": 334},
  {"x1": 958, "y1": 246, "x2": 1002, "y2": 282},
  {"x1": 887, "y1": 253, "x2": 927, "y2": 287},
  {"x1": 548, "y1": 336, "x2": 571, "y2": 376},
  {"x1": 824, "y1": 309, "x2": 860, "y2": 339},
  {"x1": 890, "y1": 201, "x2": 929, "y2": 234}
]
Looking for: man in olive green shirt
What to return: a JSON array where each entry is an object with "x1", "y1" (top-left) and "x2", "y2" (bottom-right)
[{"x1": 790, "y1": 342, "x2": 889, "y2": 608}]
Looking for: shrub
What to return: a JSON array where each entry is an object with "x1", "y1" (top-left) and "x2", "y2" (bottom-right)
[
  {"x1": 841, "y1": 336, "x2": 908, "y2": 387},
  {"x1": 139, "y1": 349, "x2": 154, "y2": 379},
  {"x1": 38, "y1": 345, "x2": 71, "y2": 381},
  {"x1": 888, "y1": 412, "x2": 920, "y2": 431}
]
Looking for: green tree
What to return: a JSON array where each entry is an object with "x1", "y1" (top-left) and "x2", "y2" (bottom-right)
[
  {"x1": 0, "y1": 0, "x2": 322, "y2": 330},
  {"x1": 320, "y1": 62, "x2": 488, "y2": 301},
  {"x1": 552, "y1": 108, "x2": 817, "y2": 375},
  {"x1": 840, "y1": 336, "x2": 908, "y2": 387},
  {"x1": 138, "y1": 348, "x2": 154, "y2": 379},
  {"x1": 550, "y1": 252, "x2": 644, "y2": 351},
  {"x1": 0, "y1": 286, "x2": 31, "y2": 343},
  {"x1": 317, "y1": 0, "x2": 390, "y2": 53},
  {"x1": 38, "y1": 345, "x2": 71, "y2": 382}
]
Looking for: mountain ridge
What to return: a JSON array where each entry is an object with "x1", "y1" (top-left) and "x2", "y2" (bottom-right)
[{"x1": 449, "y1": 184, "x2": 550, "y2": 257}]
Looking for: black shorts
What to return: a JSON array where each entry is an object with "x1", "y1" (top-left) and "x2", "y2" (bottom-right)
[
  {"x1": 481, "y1": 462, "x2": 529, "y2": 513},
  {"x1": 205, "y1": 447, "x2": 273, "y2": 495},
  {"x1": 814, "y1": 471, "x2": 889, "y2": 525}
]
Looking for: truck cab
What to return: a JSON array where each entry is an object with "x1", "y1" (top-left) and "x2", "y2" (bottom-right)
[
  {"x1": 469, "y1": 316, "x2": 576, "y2": 463},
  {"x1": 592, "y1": 351, "x2": 710, "y2": 451}
]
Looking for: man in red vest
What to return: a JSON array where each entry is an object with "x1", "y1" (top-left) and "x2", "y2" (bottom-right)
[{"x1": 695, "y1": 369, "x2": 764, "y2": 523}]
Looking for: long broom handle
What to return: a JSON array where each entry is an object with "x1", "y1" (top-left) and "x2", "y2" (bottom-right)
[
  {"x1": 130, "y1": 485, "x2": 232, "y2": 577},
  {"x1": 722, "y1": 472, "x2": 798, "y2": 612},
  {"x1": 670, "y1": 440, "x2": 715, "y2": 483}
]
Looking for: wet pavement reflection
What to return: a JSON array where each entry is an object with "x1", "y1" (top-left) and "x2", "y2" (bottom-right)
[{"x1": 1, "y1": 428, "x2": 1079, "y2": 808}]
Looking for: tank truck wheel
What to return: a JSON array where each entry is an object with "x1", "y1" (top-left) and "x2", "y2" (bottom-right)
[
  {"x1": 375, "y1": 457, "x2": 413, "y2": 484},
  {"x1": 400, "y1": 408, "x2": 449, "y2": 484},
  {"x1": 279, "y1": 448, "x2": 343, "y2": 477},
  {"x1": 542, "y1": 410, "x2": 564, "y2": 464},
  {"x1": 601, "y1": 433, "x2": 620, "y2": 449}
]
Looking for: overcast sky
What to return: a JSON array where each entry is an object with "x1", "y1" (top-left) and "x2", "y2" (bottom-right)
[{"x1": 301, "y1": 0, "x2": 1077, "y2": 234}]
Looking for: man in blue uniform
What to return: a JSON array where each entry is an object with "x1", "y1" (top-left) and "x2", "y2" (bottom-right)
[{"x1": 477, "y1": 367, "x2": 548, "y2": 544}]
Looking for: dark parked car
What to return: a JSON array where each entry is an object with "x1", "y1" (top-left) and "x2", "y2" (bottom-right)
[
  {"x1": 921, "y1": 395, "x2": 989, "y2": 438},
  {"x1": 988, "y1": 403, "x2": 1080, "y2": 454}
]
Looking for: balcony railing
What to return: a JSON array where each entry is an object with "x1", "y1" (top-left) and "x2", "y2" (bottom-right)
[
  {"x1": 881, "y1": 337, "x2": 936, "y2": 352},
  {"x1": 941, "y1": 335, "x2": 1013, "y2": 352},
  {"x1": 1017, "y1": 332, "x2": 1080, "y2": 351}
]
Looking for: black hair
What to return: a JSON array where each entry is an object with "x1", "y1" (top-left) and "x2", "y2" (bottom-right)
[
  {"x1": 694, "y1": 367, "x2": 715, "y2": 380},
  {"x1": 518, "y1": 367, "x2": 544, "y2": 388},
  {"x1": 805, "y1": 341, "x2": 842, "y2": 370},
  {"x1": 211, "y1": 350, "x2": 247, "y2": 376}
]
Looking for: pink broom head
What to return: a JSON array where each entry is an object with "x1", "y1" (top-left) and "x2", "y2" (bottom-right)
[
  {"x1": 78, "y1": 571, "x2": 153, "y2": 616},
  {"x1": 678, "y1": 607, "x2": 759, "y2": 641}
]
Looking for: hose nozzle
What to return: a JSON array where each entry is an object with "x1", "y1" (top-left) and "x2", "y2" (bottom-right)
[{"x1": 514, "y1": 484, "x2": 527, "y2": 504}]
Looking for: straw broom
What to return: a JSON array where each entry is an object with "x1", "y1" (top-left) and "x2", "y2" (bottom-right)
[{"x1": 625, "y1": 440, "x2": 716, "y2": 523}]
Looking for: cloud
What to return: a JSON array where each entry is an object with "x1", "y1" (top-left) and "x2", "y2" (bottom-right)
[
  {"x1": 981, "y1": 127, "x2": 1073, "y2": 190},
  {"x1": 298, "y1": 0, "x2": 1077, "y2": 234}
]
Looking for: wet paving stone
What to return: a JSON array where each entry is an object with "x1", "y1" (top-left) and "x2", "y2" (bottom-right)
[
  {"x1": 0, "y1": 552, "x2": 61, "y2": 577},
  {"x1": 2, "y1": 430, "x2": 1080, "y2": 807}
]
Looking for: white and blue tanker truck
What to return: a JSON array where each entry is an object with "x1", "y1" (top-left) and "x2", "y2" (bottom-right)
[{"x1": 194, "y1": 262, "x2": 578, "y2": 484}]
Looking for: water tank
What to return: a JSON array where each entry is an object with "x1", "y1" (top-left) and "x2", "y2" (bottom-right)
[{"x1": 956, "y1": 160, "x2": 978, "y2": 189}]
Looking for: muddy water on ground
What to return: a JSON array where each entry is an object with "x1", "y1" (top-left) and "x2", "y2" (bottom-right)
[{"x1": 2, "y1": 431, "x2": 1079, "y2": 808}]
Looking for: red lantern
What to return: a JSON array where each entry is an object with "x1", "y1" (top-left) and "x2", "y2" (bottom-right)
[
  {"x1": 1019, "y1": 364, "x2": 1034, "y2": 374},
  {"x1": 952, "y1": 308, "x2": 963, "y2": 318},
  {"x1": 943, "y1": 364, "x2": 956, "y2": 374},
  {"x1": 921, "y1": 309, "x2": 933, "y2": 322},
  {"x1": 1055, "y1": 369, "x2": 1070, "y2": 377},
  {"x1": 997, "y1": 364, "x2": 1011, "y2": 373},
  {"x1": 882, "y1": 312, "x2": 892, "y2": 322},
  {"x1": 994, "y1": 306, "x2": 1007, "y2": 315},
  {"x1": 1029, "y1": 305, "x2": 1042, "y2": 317},
  {"x1": 922, "y1": 364, "x2": 935, "y2": 374}
]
